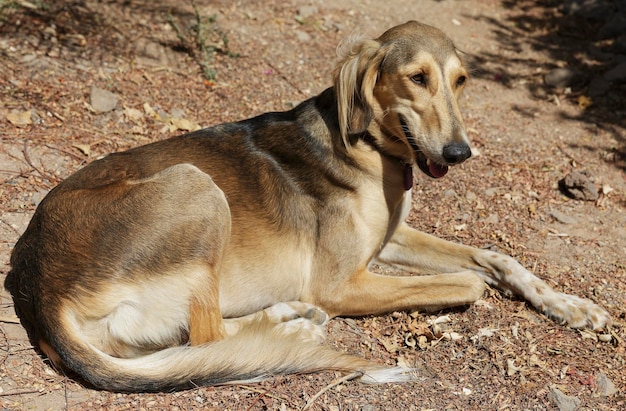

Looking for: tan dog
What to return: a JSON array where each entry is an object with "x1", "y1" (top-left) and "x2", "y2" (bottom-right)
[{"x1": 5, "y1": 21, "x2": 611, "y2": 392}]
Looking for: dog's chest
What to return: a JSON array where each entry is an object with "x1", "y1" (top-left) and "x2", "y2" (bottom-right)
[{"x1": 381, "y1": 189, "x2": 412, "y2": 248}]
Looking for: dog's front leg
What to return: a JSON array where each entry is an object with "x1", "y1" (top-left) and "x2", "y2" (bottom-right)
[
  {"x1": 375, "y1": 223, "x2": 611, "y2": 330},
  {"x1": 310, "y1": 268, "x2": 486, "y2": 318}
]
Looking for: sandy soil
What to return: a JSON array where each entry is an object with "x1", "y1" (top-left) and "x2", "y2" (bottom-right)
[{"x1": 0, "y1": 0, "x2": 624, "y2": 409}]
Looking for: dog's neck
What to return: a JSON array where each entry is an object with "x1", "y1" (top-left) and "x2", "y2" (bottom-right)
[
  {"x1": 358, "y1": 132, "x2": 413, "y2": 191},
  {"x1": 310, "y1": 88, "x2": 414, "y2": 191}
]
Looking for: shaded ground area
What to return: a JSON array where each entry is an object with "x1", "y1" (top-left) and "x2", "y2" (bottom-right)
[{"x1": 1, "y1": 0, "x2": 625, "y2": 409}]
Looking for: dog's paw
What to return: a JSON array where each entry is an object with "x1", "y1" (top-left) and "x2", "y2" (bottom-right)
[
  {"x1": 543, "y1": 293, "x2": 612, "y2": 331},
  {"x1": 274, "y1": 317, "x2": 328, "y2": 344},
  {"x1": 264, "y1": 302, "x2": 328, "y2": 344},
  {"x1": 264, "y1": 302, "x2": 329, "y2": 326}
]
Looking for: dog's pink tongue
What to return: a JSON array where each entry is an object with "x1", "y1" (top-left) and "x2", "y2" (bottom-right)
[{"x1": 429, "y1": 161, "x2": 449, "y2": 178}]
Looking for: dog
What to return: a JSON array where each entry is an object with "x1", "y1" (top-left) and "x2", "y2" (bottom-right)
[{"x1": 5, "y1": 21, "x2": 611, "y2": 392}]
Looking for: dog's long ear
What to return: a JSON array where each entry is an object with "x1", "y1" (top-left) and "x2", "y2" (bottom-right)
[{"x1": 334, "y1": 38, "x2": 386, "y2": 149}]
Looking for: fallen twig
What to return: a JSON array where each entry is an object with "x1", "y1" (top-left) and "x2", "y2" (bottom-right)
[
  {"x1": 0, "y1": 388, "x2": 42, "y2": 397},
  {"x1": 0, "y1": 317, "x2": 20, "y2": 324},
  {"x1": 301, "y1": 371, "x2": 363, "y2": 411}
]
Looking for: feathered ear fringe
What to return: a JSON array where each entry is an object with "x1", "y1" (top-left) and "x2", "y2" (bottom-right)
[{"x1": 333, "y1": 37, "x2": 385, "y2": 150}]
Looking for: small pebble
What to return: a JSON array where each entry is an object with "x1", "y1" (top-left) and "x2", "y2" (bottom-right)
[
  {"x1": 558, "y1": 171, "x2": 598, "y2": 201},
  {"x1": 90, "y1": 86, "x2": 119, "y2": 113},
  {"x1": 596, "y1": 372, "x2": 617, "y2": 396},
  {"x1": 549, "y1": 388, "x2": 581, "y2": 411},
  {"x1": 548, "y1": 209, "x2": 578, "y2": 225}
]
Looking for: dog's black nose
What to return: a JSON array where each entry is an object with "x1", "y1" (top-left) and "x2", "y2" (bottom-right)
[{"x1": 442, "y1": 142, "x2": 471, "y2": 164}]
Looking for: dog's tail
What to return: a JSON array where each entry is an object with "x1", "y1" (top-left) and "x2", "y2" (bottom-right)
[{"x1": 48, "y1": 312, "x2": 414, "y2": 392}]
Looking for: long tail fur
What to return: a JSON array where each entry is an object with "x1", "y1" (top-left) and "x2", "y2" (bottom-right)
[{"x1": 53, "y1": 314, "x2": 414, "y2": 392}]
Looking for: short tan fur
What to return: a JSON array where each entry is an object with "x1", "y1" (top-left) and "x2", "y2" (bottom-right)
[{"x1": 5, "y1": 21, "x2": 610, "y2": 392}]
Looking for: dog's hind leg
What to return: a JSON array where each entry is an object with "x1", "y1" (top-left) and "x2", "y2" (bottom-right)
[
  {"x1": 136, "y1": 164, "x2": 232, "y2": 346},
  {"x1": 66, "y1": 163, "x2": 232, "y2": 357}
]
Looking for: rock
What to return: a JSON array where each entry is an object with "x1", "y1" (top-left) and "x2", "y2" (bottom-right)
[
  {"x1": 90, "y1": 86, "x2": 118, "y2": 113},
  {"x1": 587, "y1": 76, "x2": 612, "y2": 97},
  {"x1": 598, "y1": 14, "x2": 626, "y2": 39},
  {"x1": 133, "y1": 38, "x2": 180, "y2": 68},
  {"x1": 558, "y1": 171, "x2": 598, "y2": 201},
  {"x1": 297, "y1": 6, "x2": 318, "y2": 18},
  {"x1": 295, "y1": 30, "x2": 311, "y2": 42},
  {"x1": 563, "y1": 0, "x2": 614, "y2": 21},
  {"x1": 545, "y1": 67, "x2": 580, "y2": 88},
  {"x1": 549, "y1": 388, "x2": 581, "y2": 411},
  {"x1": 484, "y1": 187, "x2": 498, "y2": 197},
  {"x1": 6, "y1": 109, "x2": 33, "y2": 127},
  {"x1": 483, "y1": 213, "x2": 499, "y2": 224},
  {"x1": 548, "y1": 209, "x2": 578, "y2": 224},
  {"x1": 443, "y1": 188, "x2": 457, "y2": 198},
  {"x1": 604, "y1": 62, "x2": 626, "y2": 82},
  {"x1": 616, "y1": 33, "x2": 626, "y2": 53},
  {"x1": 595, "y1": 372, "x2": 618, "y2": 396}
]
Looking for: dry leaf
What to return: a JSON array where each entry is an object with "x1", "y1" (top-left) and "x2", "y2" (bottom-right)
[
  {"x1": 7, "y1": 109, "x2": 33, "y2": 127},
  {"x1": 408, "y1": 319, "x2": 430, "y2": 336},
  {"x1": 431, "y1": 315, "x2": 452, "y2": 324},
  {"x1": 601, "y1": 185, "x2": 614, "y2": 195},
  {"x1": 474, "y1": 300, "x2": 494, "y2": 310},
  {"x1": 511, "y1": 322, "x2": 519, "y2": 338},
  {"x1": 404, "y1": 333, "x2": 416, "y2": 347},
  {"x1": 72, "y1": 143, "x2": 91, "y2": 156},
  {"x1": 470, "y1": 327, "x2": 499, "y2": 342},
  {"x1": 143, "y1": 102, "x2": 158, "y2": 118},
  {"x1": 125, "y1": 107, "x2": 144, "y2": 123},
  {"x1": 507, "y1": 359, "x2": 522, "y2": 376},
  {"x1": 396, "y1": 356, "x2": 411, "y2": 369},
  {"x1": 443, "y1": 331, "x2": 463, "y2": 341},
  {"x1": 579, "y1": 329, "x2": 598, "y2": 341},
  {"x1": 577, "y1": 95, "x2": 592, "y2": 109},
  {"x1": 417, "y1": 335, "x2": 428, "y2": 350},
  {"x1": 379, "y1": 337, "x2": 398, "y2": 353},
  {"x1": 528, "y1": 354, "x2": 547, "y2": 369},
  {"x1": 169, "y1": 117, "x2": 201, "y2": 132}
]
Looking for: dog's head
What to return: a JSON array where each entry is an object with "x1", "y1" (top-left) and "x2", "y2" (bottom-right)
[{"x1": 335, "y1": 21, "x2": 471, "y2": 178}]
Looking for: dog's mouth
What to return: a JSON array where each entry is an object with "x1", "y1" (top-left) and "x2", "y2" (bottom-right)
[{"x1": 399, "y1": 116, "x2": 448, "y2": 179}]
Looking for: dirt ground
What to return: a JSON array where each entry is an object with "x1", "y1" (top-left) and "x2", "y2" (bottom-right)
[{"x1": 1, "y1": 0, "x2": 625, "y2": 410}]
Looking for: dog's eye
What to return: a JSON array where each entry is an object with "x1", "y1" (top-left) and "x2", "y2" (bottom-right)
[
  {"x1": 410, "y1": 73, "x2": 427, "y2": 86},
  {"x1": 456, "y1": 75, "x2": 467, "y2": 87}
]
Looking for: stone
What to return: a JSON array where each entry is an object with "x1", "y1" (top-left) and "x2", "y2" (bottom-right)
[
  {"x1": 587, "y1": 76, "x2": 612, "y2": 97},
  {"x1": 295, "y1": 30, "x2": 311, "y2": 42},
  {"x1": 90, "y1": 86, "x2": 118, "y2": 113},
  {"x1": 549, "y1": 388, "x2": 581, "y2": 411},
  {"x1": 484, "y1": 187, "x2": 498, "y2": 197},
  {"x1": 595, "y1": 372, "x2": 618, "y2": 396},
  {"x1": 598, "y1": 14, "x2": 626, "y2": 39},
  {"x1": 483, "y1": 213, "x2": 499, "y2": 224},
  {"x1": 297, "y1": 6, "x2": 318, "y2": 18},
  {"x1": 563, "y1": 0, "x2": 614, "y2": 21},
  {"x1": 548, "y1": 209, "x2": 578, "y2": 224},
  {"x1": 443, "y1": 188, "x2": 457, "y2": 198},
  {"x1": 558, "y1": 171, "x2": 598, "y2": 201},
  {"x1": 604, "y1": 62, "x2": 626, "y2": 82},
  {"x1": 544, "y1": 67, "x2": 580, "y2": 88}
]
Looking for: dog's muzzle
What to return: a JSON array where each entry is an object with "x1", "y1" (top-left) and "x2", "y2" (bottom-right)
[{"x1": 399, "y1": 115, "x2": 471, "y2": 179}]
